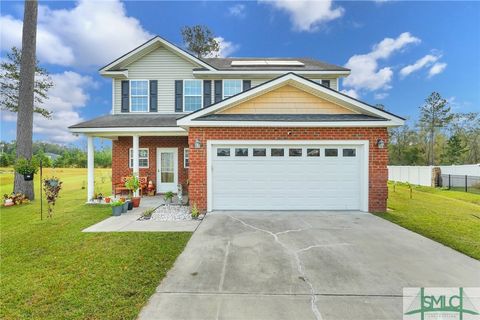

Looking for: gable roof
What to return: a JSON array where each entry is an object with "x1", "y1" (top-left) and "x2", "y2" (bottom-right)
[
  {"x1": 99, "y1": 35, "x2": 350, "y2": 76},
  {"x1": 99, "y1": 36, "x2": 216, "y2": 74},
  {"x1": 198, "y1": 57, "x2": 350, "y2": 72},
  {"x1": 177, "y1": 72, "x2": 405, "y2": 128}
]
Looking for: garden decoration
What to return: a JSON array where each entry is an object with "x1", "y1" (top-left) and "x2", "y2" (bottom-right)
[
  {"x1": 125, "y1": 175, "x2": 141, "y2": 207},
  {"x1": 177, "y1": 184, "x2": 183, "y2": 204},
  {"x1": 3, "y1": 193, "x2": 29, "y2": 206},
  {"x1": 43, "y1": 177, "x2": 62, "y2": 218},
  {"x1": 14, "y1": 157, "x2": 38, "y2": 181}
]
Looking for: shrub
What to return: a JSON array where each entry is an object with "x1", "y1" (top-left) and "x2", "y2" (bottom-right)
[
  {"x1": 191, "y1": 203, "x2": 199, "y2": 219},
  {"x1": 164, "y1": 191, "x2": 174, "y2": 201}
]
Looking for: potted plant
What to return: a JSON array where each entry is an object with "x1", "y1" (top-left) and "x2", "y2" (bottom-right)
[
  {"x1": 125, "y1": 175, "x2": 141, "y2": 207},
  {"x1": 97, "y1": 193, "x2": 103, "y2": 202},
  {"x1": 126, "y1": 199, "x2": 133, "y2": 210},
  {"x1": 14, "y1": 157, "x2": 38, "y2": 181},
  {"x1": 111, "y1": 200, "x2": 123, "y2": 216},
  {"x1": 104, "y1": 197, "x2": 111, "y2": 204},
  {"x1": 164, "y1": 191, "x2": 174, "y2": 204}
]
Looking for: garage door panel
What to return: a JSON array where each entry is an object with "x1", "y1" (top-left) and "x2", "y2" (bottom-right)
[{"x1": 211, "y1": 144, "x2": 364, "y2": 211}]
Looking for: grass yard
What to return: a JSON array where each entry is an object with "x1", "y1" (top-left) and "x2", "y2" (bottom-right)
[
  {"x1": 0, "y1": 167, "x2": 191, "y2": 319},
  {"x1": 375, "y1": 182, "x2": 480, "y2": 260}
]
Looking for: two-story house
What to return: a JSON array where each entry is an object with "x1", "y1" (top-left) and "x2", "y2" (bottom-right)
[{"x1": 69, "y1": 36, "x2": 404, "y2": 213}]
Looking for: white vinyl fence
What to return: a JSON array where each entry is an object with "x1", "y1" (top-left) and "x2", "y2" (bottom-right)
[{"x1": 388, "y1": 164, "x2": 480, "y2": 187}]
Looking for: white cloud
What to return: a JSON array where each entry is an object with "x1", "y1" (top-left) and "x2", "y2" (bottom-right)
[
  {"x1": 206, "y1": 37, "x2": 240, "y2": 58},
  {"x1": 374, "y1": 92, "x2": 389, "y2": 100},
  {"x1": 341, "y1": 89, "x2": 359, "y2": 99},
  {"x1": 400, "y1": 54, "x2": 440, "y2": 77},
  {"x1": 229, "y1": 4, "x2": 246, "y2": 18},
  {"x1": 428, "y1": 62, "x2": 447, "y2": 78},
  {"x1": 2, "y1": 71, "x2": 94, "y2": 144},
  {"x1": 343, "y1": 32, "x2": 420, "y2": 95},
  {"x1": 0, "y1": 15, "x2": 75, "y2": 65},
  {"x1": 261, "y1": 0, "x2": 344, "y2": 32},
  {"x1": 1, "y1": 0, "x2": 152, "y2": 67}
]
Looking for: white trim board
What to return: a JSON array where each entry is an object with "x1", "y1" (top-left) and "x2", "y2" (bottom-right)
[
  {"x1": 99, "y1": 36, "x2": 215, "y2": 74},
  {"x1": 206, "y1": 139, "x2": 369, "y2": 212}
]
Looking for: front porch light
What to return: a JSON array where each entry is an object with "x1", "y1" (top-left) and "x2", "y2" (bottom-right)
[
  {"x1": 376, "y1": 139, "x2": 385, "y2": 149},
  {"x1": 194, "y1": 138, "x2": 202, "y2": 149}
]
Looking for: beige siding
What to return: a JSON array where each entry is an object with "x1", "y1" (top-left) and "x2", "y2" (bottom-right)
[
  {"x1": 113, "y1": 45, "x2": 199, "y2": 114},
  {"x1": 220, "y1": 85, "x2": 354, "y2": 115}
]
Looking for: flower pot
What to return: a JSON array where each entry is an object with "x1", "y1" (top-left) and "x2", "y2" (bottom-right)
[
  {"x1": 121, "y1": 202, "x2": 128, "y2": 213},
  {"x1": 105, "y1": 197, "x2": 111, "y2": 204},
  {"x1": 112, "y1": 205, "x2": 122, "y2": 216},
  {"x1": 23, "y1": 173, "x2": 34, "y2": 181},
  {"x1": 132, "y1": 196, "x2": 141, "y2": 208},
  {"x1": 4, "y1": 199, "x2": 14, "y2": 207},
  {"x1": 127, "y1": 200, "x2": 133, "y2": 210}
]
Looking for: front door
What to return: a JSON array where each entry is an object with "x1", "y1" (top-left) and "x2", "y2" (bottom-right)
[{"x1": 156, "y1": 148, "x2": 178, "y2": 193}]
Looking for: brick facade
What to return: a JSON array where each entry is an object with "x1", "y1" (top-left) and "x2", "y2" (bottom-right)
[
  {"x1": 187, "y1": 127, "x2": 389, "y2": 213},
  {"x1": 111, "y1": 136, "x2": 189, "y2": 192}
]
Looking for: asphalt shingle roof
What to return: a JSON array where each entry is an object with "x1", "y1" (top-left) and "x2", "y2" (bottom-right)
[
  {"x1": 195, "y1": 114, "x2": 387, "y2": 122},
  {"x1": 198, "y1": 58, "x2": 350, "y2": 72},
  {"x1": 69, "y1": 114, "x2": 181, "y2": 128}
]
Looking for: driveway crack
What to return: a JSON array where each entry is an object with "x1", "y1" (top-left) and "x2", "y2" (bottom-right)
[{"x1": 228, "y1": 215, "x2": 323, "y2": 320}]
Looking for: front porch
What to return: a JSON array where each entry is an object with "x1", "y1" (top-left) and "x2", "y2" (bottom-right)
[{"x1": 82, "y1": 195, "x2": 200, "y2": 232}]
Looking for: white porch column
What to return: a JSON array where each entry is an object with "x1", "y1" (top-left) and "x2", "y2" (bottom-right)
[
  {"x1": 132, "y1": 135, "x2": 140, "y2": 196},
  {"x1": 87, "y1": 135, "x2": 94, "y2": 202}
]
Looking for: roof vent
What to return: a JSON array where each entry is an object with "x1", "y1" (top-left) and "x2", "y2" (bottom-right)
[{"x1": 231, "y1": 60, "x2": 305, "y2": 67}]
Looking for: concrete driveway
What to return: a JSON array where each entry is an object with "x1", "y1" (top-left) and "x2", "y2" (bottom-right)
[{"x1": 138, "y1": 211, "x2": 480, "y2": 320}]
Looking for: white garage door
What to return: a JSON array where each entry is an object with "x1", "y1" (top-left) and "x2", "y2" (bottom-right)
[{"x1": 210, "y1": 142, "x2": 367, "y2": 211}]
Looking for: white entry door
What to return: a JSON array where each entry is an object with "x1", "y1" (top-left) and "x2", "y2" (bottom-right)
[
  {"x1": 156, "y1": 148, "x2": 178, "y2": 193},
  {"x1": 209, "y1": 142, "x2": 368, "y2": 211}
]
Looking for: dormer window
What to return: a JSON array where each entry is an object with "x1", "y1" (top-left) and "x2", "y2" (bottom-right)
[
  {"x1": 223, "y1": 80, "x2": 242, "y2": 99},
  {"x1": 184, "y1": 80, "x2": 202, "y2": 112},
  {"x1": 130, "y1": 80, "x2": 149, "y2": 112}
]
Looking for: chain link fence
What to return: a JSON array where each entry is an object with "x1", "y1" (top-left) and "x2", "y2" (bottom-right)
[{"x1": 440, "y1": 174, "x2": 480, "y2": 194}]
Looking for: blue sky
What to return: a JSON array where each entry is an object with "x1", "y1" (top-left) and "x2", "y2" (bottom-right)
[{"x1": 1, "y1": 0, "x2": 479, "y2": 145}]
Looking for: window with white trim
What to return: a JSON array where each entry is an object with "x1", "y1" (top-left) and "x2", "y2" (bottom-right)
[
  {"x1": 184, "y1": 148, "x2": 189, "y2": 168},
  {"x1": 130, "y1": 80, "x2": 149, "y2": 112},
  {"x1": 129, "y1": 148, "x2": 149, "y2": 168},
  {"x1": 223, "y1": 80, "x2": 242, "y2": 98},
  {"x1": 184, "y1": 80, "x2": 202, "y2": 111}
]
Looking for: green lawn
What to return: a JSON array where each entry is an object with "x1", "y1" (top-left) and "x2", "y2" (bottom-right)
[
  {"x1": 375, "y1": 182, "x2": 480, "y2": 260},
  {"x1": 0, "y1": 168, "x2": 191, "y2": 319}
]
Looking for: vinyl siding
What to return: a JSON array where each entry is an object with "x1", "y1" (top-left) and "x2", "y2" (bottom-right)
[
  {"x1": 220, "y1": 85, "x2": 355, "y2": 115},
  {"x1": 113, "y1": 45, "x2": 200, "y2": 114},
  {"x1": 112, "y1": 46, "x2": 340, "y2": 113}
]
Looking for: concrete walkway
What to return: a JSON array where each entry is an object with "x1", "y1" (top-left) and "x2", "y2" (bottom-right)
[
  {"x1": 82, "y1": 196, "x2": 200, "y2": 232},
  {"x1": 138, "y1": 211, "x2": 480, "y2": 320}
]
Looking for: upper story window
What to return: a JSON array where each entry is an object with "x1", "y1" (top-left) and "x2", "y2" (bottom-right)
[
  {"x1": 184, "y1": 80, "x2": 202, "y2": 112},
  {"x1": 313, "y1": 79, "x2": 330, "y2": 88},
  {"x1": 223, "y1": 80, "x2": 242, "y2": 99},
  {"x1": 130, "y1": 80, "x2": 149, "y2": 112}
]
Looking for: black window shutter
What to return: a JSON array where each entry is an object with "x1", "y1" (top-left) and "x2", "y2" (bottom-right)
[
  {"x1": 121, "y1": 80, "x2": 129, "y2": 112},
  {"x1": 214, "y1": 80, "x2": 222, "y2": 103},
  {"x1": 242, "y1": 80, "x2": 251, "y2": 91},
  {"x1": 203, "y1": 80, "x2": 212, "y2": 107},
  {"x1": 321, "y1": 80, "x2": 330, "y2": 88},
  {"x1": 175, "y1": 80, "x2": 183, "y2": 112},
  {"x1": 149, "y1": 80, "x2": 158, "y2": 112}
]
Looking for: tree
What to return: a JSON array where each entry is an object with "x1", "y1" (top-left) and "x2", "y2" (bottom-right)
[
  {"x1": 442, "y1": 134, "x2": 466, "y2": 164},
  {"x1": 418, "y1": 92, "x2": 453, "y2": 165},
  {"x1": 181, "y1": 25, "x2": 220, "y2": 58},
  {"x1": 14, "y1": 0, "x2": 38, "y2": 200},
  {"x1": 1, "y1": 47, "x2": 53, "y2": 118}
]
